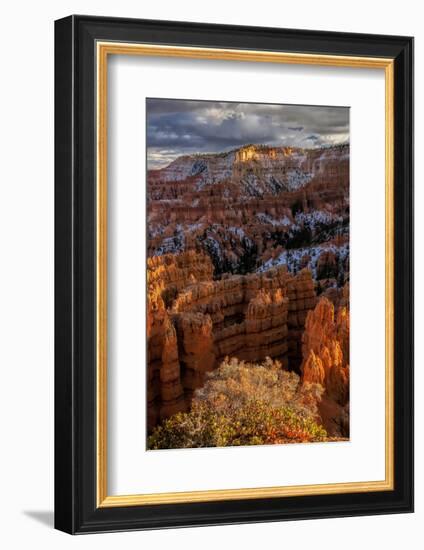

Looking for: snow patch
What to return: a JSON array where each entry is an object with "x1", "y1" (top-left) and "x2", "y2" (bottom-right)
[
  {"x1": 256, "y1": 213, "x2": 292, "y2": 227},
  {"x1": 257, "y1": 242, "x2": 349, "y2": 279}
]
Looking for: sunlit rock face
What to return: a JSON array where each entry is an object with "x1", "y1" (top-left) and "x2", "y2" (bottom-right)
[
  {"x1": 150, "y1": 144, "x2": 348, "y2": 193},
  {"x1": 300, "y1": 297, "x2": 350, "y2": 437},
  {"x1": 300, "y1": 297, "x2": 349, "y2": 404}
]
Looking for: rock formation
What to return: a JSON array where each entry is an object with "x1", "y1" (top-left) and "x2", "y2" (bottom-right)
[
  {"x1": 300, "y1": 297, "x2": 350, "y2": 436},
  {"x1": 147, "y1": 252, "x2": 213, "y2": 429},
  {"x1": 174, "y1": 312, "x2": 216, "y2": 398},
  {"x1": 147, "y1": 253, "x2": 317, "y2": 429},
  {"x1": 300, "y1": 297, "x2": 349, "y2": 403},
  {"x1": 147, "y1": 144, "x2": 349, "y2": 278},
  {"x1": 149, "y1": 143, "x2": 348, "y2": 193}
]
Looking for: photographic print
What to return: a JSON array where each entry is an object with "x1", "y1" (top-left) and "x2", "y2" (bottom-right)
[
  {"x1": 55, "y1": 18, "x2": 413, "y2": 532},
  {"x1": 146, "y1": 98, "x2": 350, "y2": 450}
]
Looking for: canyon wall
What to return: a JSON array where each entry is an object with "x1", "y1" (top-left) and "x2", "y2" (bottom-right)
[{"x1": 149, "y1": 143, "x2": 348, "y2": 192}]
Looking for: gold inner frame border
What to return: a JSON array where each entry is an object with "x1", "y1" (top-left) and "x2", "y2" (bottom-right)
[{"x1": 96, "y1": 42, "x2": 394, "y2": 508}]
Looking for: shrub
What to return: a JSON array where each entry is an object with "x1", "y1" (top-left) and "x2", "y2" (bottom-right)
[{"x1": 148, "y1": 357, "x2": 326, "y2": 449}]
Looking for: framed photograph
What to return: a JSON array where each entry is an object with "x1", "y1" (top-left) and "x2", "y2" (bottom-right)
[{"x1": 54, "y1": 15, "x2": 413, "y2": 533}]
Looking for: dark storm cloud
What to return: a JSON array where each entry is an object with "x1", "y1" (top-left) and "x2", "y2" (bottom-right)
[{"x1": 146, "y1": 98, "x2": 349, "y2": 169}]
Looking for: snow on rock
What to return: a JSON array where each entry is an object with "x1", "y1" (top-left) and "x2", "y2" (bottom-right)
[
  {"x1": 285, "y1": 169, "x2": 313, "y2": 190},
  {"x1": 228, "y1": 226, "x2": 246, "y2": 238},
  {"x1": 257, "y1": 242, "x2": 349, "y2": 280},
  {"x1": 256, "y1": 213, "x2": 292, "y2": 227},
  {"x1": 295, "y1": 210, "x2": 343, "y2": 230},
  {"x1": 150, "y1": 144, "x2": 349, "y2": 196}
]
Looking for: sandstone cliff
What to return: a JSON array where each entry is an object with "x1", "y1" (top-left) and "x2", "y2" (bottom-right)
[
  {"x1": 300, "y1": 297, "x2": 350, "y2": 436},
  {"x1": 149, "y1": 143, "x2": 348, "y2": 193}
]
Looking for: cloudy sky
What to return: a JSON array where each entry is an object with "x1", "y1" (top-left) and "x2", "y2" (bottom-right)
[{"x1": 146, "y1": 98, "x2": 349, "y2": 170}]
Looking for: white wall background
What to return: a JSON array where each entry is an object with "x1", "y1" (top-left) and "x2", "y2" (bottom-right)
[{"x1": 0, "y1": 0, "x2": 420, "y2": 548}]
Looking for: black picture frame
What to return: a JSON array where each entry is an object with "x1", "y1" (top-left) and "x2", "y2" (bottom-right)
[{"x1": 55, "y1": 15, "x2": 414, "y2": 534}]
